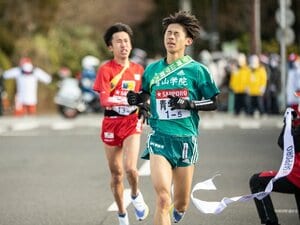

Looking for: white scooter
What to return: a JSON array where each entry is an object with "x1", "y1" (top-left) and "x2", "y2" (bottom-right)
[
  {"x1": 54, "y1": 56, "x2": 101, "y2": 118},
  {"x1": 54, "y1": 77, "x2": 86, "y2": 118}
]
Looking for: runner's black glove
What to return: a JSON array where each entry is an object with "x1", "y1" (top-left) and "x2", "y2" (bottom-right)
[
  {"x1": 127, "y1": 91, "x2": 143, "y2": 105},
  {"x1": 293, "y1": 126, "x2": 300, "y2": 152},
  {"x1": 168, "y1": 95, "x2": 193, "y2": 110},
  {"x1": 127, "y1": 90, "x2": 150, "y2": 106},
  {"x1": 138, "y1": 103, "x2": 150, "y2": 124},
  {"x1": 278, "y1": 109, "x2": 300, "y2": 152}
]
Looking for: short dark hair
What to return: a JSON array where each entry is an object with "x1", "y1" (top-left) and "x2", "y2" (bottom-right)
[
  {"x1": 103, "y1": 23, "x2": 133, "y2": 46},
  {"x1": 162, "y1": 11, "x2": 201, "y2": 40}
]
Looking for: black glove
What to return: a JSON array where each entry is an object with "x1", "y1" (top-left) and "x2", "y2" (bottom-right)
[
  {"x1": 127, "y1": 91, "x2": 143, "y2": 105},
  {"x1": 283, "y1": 109, "x2": 298, "y2": 124},
  {"x1": 168, "y1": 95, "x2": 193, "y2": 110},
  {"x1": 292, "y1": 110, "x2": 298, "y2": 119},
  {"x1": 292, "y1": 124, "x2": 300, "y2": 152},
  {"x1": 138, "y1": 103, "x2": 150, "y2": 124}
]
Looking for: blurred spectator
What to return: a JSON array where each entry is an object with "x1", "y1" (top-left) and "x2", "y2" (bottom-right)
[
  {"x1": 80, "y1": 55, "x2": 102, "y2": 113},
  {"x1": 264, "y1": 53, "x2": 281, "y2": 114},
  {"x1": 130, "y1": 48, "x2": 147, "y2": 68},
  {"x1": 287, "y1": 53, "x2": 300, "y2": 115},
  {"x1": 216, "y1": 56, "x2": 229, "y2": 89},
  {"x1": 229, "y1": 53, "x2": 251, "y2": 115},
  {"x1": 199, "y1": 50, "x2": 228, "y2": 111},
  {"x1": 288, "y1": 53, "x2": 298, "y2": 70},
  {"x1": 3, "y1": 57, "x2": 52, "y2": 116},
  {"x1": 199, "y1": 50, "x2": 220, "y2": 86},
  {"x1": 247, "y1": 54, "x2": 267, "y2": 117},
  {"x1": 81, "y1": 55, "x2": 100, "y2": 72},
  {"x1": 0, "y1": 68, "x2": 3, "y2": 116},
  {"x1": 80, "y1": 55, "x2": 100, "y2": 88},
  {"x1": 58, "y1": 66, "x2": 72, "y2": 80}
]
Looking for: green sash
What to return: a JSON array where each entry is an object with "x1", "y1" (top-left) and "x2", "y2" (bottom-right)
[{"x1": 149, "y1": 55, "x2": 194, "y2": 90}]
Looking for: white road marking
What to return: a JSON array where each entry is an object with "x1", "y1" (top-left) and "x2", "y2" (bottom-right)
[
  {"x1": 138, "y1": 161, "x2": 150, "y2": 176},
  {"x1": 51, "y1": 121, "x2": 75, "y2": 130},
  {"x1": 275, "y1": 208, "x2": 298, "y2": 214},
  {"x1": 107, "y1": 161, "x2": 151, "y2": 211},
  {"x1": 239, "y1": 121, "x2": 261, "y2": 129},
  {"x1": 0, "y1": 116, "x2": 282, "y2": 136},
  {"x1": 108, "y1": 189, "x2": 132, "y2": 211},
  {"x1": 0, "y1": 126, "x2": 8, "y2": 134},
  {"x1": 201, "y1": 121, "x2": 224, "y2": 129},
  {"x1": 11, "y1": 121, "x2": 40, "y2": 131}
]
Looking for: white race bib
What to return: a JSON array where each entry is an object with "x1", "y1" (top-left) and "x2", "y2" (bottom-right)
[
  {"x1": 112, "y1": 105, "x2": 137, "y2": 116},
  {"x1": 107, "y1": 95, "x2": 137, "y2": 115},
  {"x1": 155, "y1": 89, "x2": 190, "y2": 120}
]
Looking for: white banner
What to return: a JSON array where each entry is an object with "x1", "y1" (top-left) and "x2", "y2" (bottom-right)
[{"x1": 191, "y1": 108, "x2": 295, "y2": 214}]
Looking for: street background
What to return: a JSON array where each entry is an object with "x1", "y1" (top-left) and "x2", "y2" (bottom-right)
[
  {"x1": 0, "y1": 112, "x2": 299, "y2": 225},
  {"x1": 1, "y1": 0, "x2": 300, "y2": 116},
  {"x1": 0, "y1": 1, "x2": 300, "y2": 224}
]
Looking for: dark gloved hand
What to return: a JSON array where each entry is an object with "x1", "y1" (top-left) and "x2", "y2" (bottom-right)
[
  {"x1": 283, "y1": 109, "x2": 297, "y2": 125},
  {"x1": 168, "y1": 95, "x2": 193, "y2": 110},
  {"x1": 138, "y1": 103, "x2": 150, "y2": 124},
  {"x1": 292, "y1": 110, "x2": 298, "y2": 119},
  {"x1": 278, "y1": 119, "x2": 300, "y2": 153},
  {"x1": 292, "y1": 121, "x2": 300, "y2": 152},
  {"x1": 127, "y1": 91, "x2": 142, "y2": 105}
]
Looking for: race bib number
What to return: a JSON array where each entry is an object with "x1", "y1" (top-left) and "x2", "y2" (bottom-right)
[
  {"x1": 112, "y1": 105, "x2": 137, "y2": 116},
  {"x1": 156, "y1": 89, "x2": 191, "y2": 120},
  {"x1": 107, "y1": 95, "x2": 137, "y2": 115}
]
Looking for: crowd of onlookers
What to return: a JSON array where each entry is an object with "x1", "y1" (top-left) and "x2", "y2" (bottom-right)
[
  {"x1": 196, "y1": 50, "x2": 300, "y2": 117},
  {"x1": 0, "y1": 50, "x2": 299, "y2": 117}
]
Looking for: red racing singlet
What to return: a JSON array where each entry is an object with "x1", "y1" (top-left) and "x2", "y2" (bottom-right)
[{"x1": 93, "y1": 59, "x2": 144, "y2": 115}]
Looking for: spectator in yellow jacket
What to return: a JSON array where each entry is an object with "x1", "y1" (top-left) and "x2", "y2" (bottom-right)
[
  {"x1": 247, "y1": 54, "x2": 267, "y2": 116},
  {"x1": 229, "y1": 53, "x2": 251, "y2": 115}
]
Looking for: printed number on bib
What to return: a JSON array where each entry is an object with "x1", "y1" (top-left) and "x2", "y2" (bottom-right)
[
  {"x1": 112, "y1": 105, "x2": 137, "y2": 116},
  {"x1": 156, "y1": 89, "x2": 191, "y2": 120}
]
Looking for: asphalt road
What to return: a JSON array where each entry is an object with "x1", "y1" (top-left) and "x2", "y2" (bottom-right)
[{"x1": 0, "y1": 113, "x2": 299, "y2": 225}]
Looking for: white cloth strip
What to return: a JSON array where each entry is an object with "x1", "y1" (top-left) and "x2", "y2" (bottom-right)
[{"x1": 191, "y1": 108, "x2": 295, "y2": 214}]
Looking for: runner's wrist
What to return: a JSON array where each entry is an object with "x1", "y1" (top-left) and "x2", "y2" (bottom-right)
[{"x1": 189, "y1": 101, "x2": 195, "y2": 109}]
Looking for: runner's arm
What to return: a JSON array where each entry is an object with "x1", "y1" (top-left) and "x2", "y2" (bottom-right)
[
  {"x1": 168, "y1": 95, "x2": 217, "y2": 111},
  {"x1": 98, "y1": 91, "x2": 129, "y2": 107}
]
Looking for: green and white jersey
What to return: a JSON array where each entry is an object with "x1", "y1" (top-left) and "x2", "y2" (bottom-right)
[{"x1": 142, "y1": 56, "x2": 220, "y2": 136}]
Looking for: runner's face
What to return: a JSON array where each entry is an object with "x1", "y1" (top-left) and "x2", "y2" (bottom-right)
[
  {"x1": 109, "y1": 31, "x2": 132, "y2": 60},
  {"x1": 164, "y1": 23, "x2": 192, "y2": 55}
]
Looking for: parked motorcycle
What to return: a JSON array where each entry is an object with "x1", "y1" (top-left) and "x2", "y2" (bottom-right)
[
  {"x1": 54, "y1": 57, "x2": 102, "y2": 118},
  {"x1": 55, "y1": 78, "x2": 85, "y2": 118}
]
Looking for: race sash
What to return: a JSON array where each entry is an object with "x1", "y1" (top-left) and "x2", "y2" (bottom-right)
[
  {"x1": 110, "y1": 61, "x2": 129, "y2": 92},
  {"x1": 149, "y1": 55, "x2": 193, "y2": 90},
  {"x1": 191, "y1": 107, "x2": 295, "y2": 214},
  {"x1": 108, "y1": 61, "x2": 138, "y2": 115}
]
